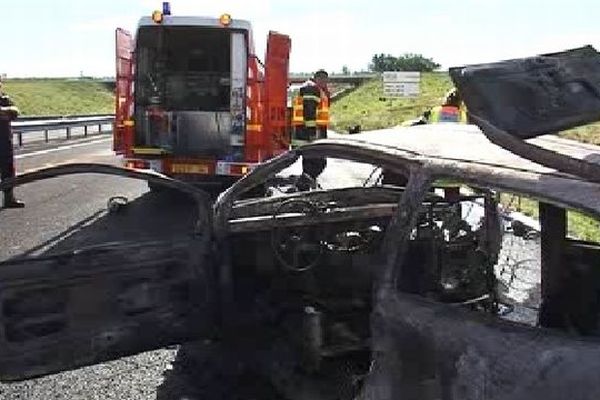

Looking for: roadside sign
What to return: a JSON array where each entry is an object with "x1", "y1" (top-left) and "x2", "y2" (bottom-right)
[{"x1": 382, "y1": 71, "x2": 420, "y2": 97}]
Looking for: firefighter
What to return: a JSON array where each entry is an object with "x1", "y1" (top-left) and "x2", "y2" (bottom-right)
[
  {"x1": 423, "y1": 88, "x2": 468, "y2": 124},
  {"x1": 0, "y1": 77, "x2": 24, "y2": 208},
  {"x1": 291, "y1": 69, "x2": 330, "y2": 191}
]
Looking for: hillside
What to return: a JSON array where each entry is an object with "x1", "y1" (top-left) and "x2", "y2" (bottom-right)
[
  {"x1": 2, "y1": 79, "x2": 114, "y2": 116},
  {"x1": 330, "y1": 72, "x2": 452, "y2": 132},
  {"x1": 330, "y1": 73, "x2": 600, "y2": 145}
]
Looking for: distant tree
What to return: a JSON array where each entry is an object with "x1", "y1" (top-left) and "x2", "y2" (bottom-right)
[
  {"x1": 369, "y1": 54, "x2": 398, "y2": 72},
  {"x1": 369, "y1": 53, "x2": 440, "y2": 72}
]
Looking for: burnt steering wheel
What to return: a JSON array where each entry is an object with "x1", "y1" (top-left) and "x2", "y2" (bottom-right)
[{"x1": 270, "y1": 198, "x2": 326, "y2": 272}]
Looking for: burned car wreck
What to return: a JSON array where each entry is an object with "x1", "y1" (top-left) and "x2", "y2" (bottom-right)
[
  {"x1": 1, "y1": 126, "x2": 600, "y2": 399},
  {"x1": 1, "y1": 47, "x2": 600, "y2": 399}
]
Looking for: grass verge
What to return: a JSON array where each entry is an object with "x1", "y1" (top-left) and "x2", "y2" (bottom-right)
[{"x1": 3, "y1": 78, "x2": 114, "y2": 116}]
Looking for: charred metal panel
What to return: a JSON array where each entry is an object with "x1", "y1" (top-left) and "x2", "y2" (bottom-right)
[
  {"x1": 538, "y1": 203, "x2": 567, "y2": 329},
  {"x1": 367, "y1": 293, "x2": 600, "y2": 400},
  {"x1": 0, "y1": 239, "x2": 217, "y2": 381},
  {"x1": 451, "y1": 46, "x2": 600, "y2": 138}
]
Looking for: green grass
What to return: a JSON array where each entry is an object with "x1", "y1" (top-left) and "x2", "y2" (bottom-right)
[
  {"x1": 2, "y1": 79, "x2": 114, "y2": 116},
  {"x1": 330, "y1": 74, "x2": 600, "y2": 242},
  {"x1": 500, "y1": 194, "x2": 600, "y2": 243},
  {"x1": 331, "y1": 73, "x2": 600, "y2": 145},
  {"x1": 330, "y1": 72, "x2": 453, "y2": 132},
  {"x1": 561, "y1": 122, "x2": 600, "y2": 145}
]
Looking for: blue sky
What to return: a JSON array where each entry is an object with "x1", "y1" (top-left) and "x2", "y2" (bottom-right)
[{"x1": 2, "y1": 0, "x2": 599, "y2": 77}]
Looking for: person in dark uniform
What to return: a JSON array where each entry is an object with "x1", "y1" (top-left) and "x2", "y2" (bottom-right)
[
  {"x1": 290, "y1": 70, "x2": 330, "y2": 191},
  {"x1": 0, "y1": 77, "x2": 24, "y2": 208}
]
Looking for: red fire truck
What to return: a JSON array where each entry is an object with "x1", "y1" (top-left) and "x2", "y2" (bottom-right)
[{"x1": 114, "y1": 5, "x2": 291, "y2": 190}]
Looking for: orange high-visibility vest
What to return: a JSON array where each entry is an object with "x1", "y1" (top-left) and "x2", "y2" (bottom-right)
[
  {"x1": 292, "y1": 82, "x2": 330, "y2": 129},
  {"x1": 316, "y1": 94, "x2": 329, "y2": 128},
  {"x1": 291, "y1": 95, "x2": 304, "y2": 126}
]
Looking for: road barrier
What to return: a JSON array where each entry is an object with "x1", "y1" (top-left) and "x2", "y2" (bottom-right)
[{"x1": 11, "y1": 115, "x2": 115, "y2": 147}]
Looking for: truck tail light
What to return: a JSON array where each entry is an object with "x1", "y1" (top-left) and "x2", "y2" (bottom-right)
[
  {"x1": 216, "y1": 162, "x2": 253, "y2": 176},
  {"x1": 125, "y1": 160, "x2": 149, "y2": 170}
]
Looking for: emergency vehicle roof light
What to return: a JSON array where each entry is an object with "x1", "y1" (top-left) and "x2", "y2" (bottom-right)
[
  {"x1": 152, "y1": 10, "x2": 163, "y2": 23},
  {"x1": 219, "y1": 13, "x2": 232, "y2": 26},
  {"x1": 162, "y1": 2, "x2": 171, "y2": 15}
]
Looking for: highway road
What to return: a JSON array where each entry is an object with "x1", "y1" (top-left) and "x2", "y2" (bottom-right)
[{"x1": 1, "y1": 136, "x2": 149, "y2": 261}]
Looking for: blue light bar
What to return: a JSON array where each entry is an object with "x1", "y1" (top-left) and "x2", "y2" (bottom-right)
[{"x1": 162, "y1": 2, "x2": 171, "y2": 15}]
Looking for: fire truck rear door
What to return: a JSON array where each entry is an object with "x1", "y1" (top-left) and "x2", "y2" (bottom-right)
[
  {"x1": 263, "y1": 31, "x2": 292, "y2": 153},
  {"x1": 114, "y1": 28, "x2": 134, "y2": 155}
]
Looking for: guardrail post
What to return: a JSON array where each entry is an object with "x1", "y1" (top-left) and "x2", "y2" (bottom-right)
[
  {"x1": 84, "y1": 125, "x2": 88, "y2": 137},
  {"x1": 18, "y1": 132, "x2": 23, "y2": 147},
  {"x1": 44, "y1": 129, "x2": 49, "y2": 142},
  {"x1": 66, "y1": 127, "x2": 71, "y2": 140},
  {"x1": 99, "y1": 124, "x2": 102, "y2": 134}
]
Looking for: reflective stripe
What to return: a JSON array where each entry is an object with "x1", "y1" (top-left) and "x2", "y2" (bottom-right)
[
  {"x1": 247, "y1": 124, "x2": 262, "y2": 132},
  {"x1": 124, "y1": 120, "x2": 135, "y2": 127},
  {"x1": 292, "y1": 95, "x2": 304, "y2": 126},
  {"x1": 316, "y1": 94, "x2": 329, "y2": 127},
  {"x1": 293, "y1": 89, "x2": 330, "y2": 128},
  {"x1": 458, "y1": 107, "x2": 468, "y2": 123},
  {"x1": 302, "y1": 95, "x2": 321, "y2": 102},
  {"x1": 132, "y1": 147, "x2": 168, "y2": 155}
]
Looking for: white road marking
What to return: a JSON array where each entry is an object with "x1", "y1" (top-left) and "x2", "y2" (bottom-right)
[{"x1": 15, "y1": 137, "x2": 112, "y2": 160}]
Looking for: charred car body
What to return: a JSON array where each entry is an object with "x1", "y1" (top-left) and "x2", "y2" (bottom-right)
[{"x1": 1, "y1": 47, "x2": 600, "y2": 399}]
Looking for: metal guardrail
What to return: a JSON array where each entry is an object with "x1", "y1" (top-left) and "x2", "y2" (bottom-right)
[
  {"x1": 16, "y1": 113, "x2": 113, "y2": 122},
  {"x1": 11, "y1": 115, "x2": 114, "y2": 147},
  {"x1": 288, "y1": 73, "x2": 378, "y2": 84}
]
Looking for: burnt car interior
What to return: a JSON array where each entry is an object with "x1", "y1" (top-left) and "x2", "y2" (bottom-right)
[
  {"x1": 1, "y1": 46, "x2": 600, "y2": 399},
  {"x1": 1, "y1": 141, "x2": 600, "y2": 398}
]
